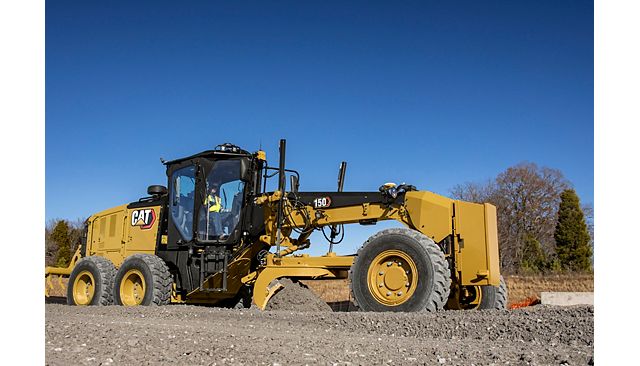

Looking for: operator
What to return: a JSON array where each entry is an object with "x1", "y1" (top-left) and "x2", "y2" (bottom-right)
[{"x1": 205, "y1": 184, "x2": 225, "y2": 238}]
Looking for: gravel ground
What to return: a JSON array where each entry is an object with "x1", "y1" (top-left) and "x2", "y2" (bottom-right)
[{"x1": 45, "y1": 303, "x2": 593, "y2": 365}]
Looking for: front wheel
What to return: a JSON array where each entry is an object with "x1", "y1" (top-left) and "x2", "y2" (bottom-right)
[{"x1": 349, "y1": 228, "x2": 451, "y2": 312}]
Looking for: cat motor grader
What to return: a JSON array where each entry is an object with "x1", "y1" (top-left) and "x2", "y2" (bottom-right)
[{"x1": 45, "y1": 139, "x2": 507, "y2": 311}]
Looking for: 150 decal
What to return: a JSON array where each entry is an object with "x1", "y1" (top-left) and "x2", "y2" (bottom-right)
[
  {"x1": 131, "y1": 209, "x2": 156, "y2": 229},
  {"x1": 312, "y1": 196, "x2": 332, "y2": 209}
]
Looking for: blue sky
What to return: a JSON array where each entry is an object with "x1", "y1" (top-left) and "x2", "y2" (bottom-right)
[{"x1": 46, "y1": 1, "x2": 593, "y2": 255}]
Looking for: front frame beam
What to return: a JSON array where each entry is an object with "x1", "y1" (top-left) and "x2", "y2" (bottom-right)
[{"x1": 248, "y1": 254, "x2": 354, "y2": 309}]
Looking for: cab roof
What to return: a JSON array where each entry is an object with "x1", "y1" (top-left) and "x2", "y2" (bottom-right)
[{"x1": 163, "y1": 144, "x2": 252, "y2": 166}]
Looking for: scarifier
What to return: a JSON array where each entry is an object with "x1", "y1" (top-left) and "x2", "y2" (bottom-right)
[{"x1": 45, "y1": 139, "x2": 507, "y2": 311}]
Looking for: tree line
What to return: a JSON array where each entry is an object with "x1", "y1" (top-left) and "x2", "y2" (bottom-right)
[
  {"x1": 45, "y1": 218, "x2": 84, "y2": 267},
  {"x1": 450, "y1": 162, "x2": 593, "y2": 274}
]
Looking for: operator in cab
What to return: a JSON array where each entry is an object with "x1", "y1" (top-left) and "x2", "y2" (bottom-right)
[{"x1": 205, "y1": 183, "x2": 225, "y2": 238}]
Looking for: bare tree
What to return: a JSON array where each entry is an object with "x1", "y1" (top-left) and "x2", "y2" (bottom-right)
[
  {"x1": 45, "y1": 219, "x2": 60, "y2": 266},
  {"x1": 451, "y1": 162, "x2": 572, "y2": 273},
  {"x1": 68, "y1": 218, "x2": 87, "y2": 253},
  {"x1": 449, "y1": 180, "x2": 496, "y2": 203}
]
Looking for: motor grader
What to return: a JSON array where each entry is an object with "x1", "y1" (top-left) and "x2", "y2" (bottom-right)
[{"x1": 45, "y1": 139, "x2": 507, "y2": 311}]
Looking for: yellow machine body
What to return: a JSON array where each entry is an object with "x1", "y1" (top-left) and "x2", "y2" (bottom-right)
[
  {"x1": 45, "y1": 204, "x2": 162, "y2": 297},
  {"x1": 251, "y1": 190, "x2": 500, "y2": 296},
  {"x1": 45, "y1": 140, "x2": 502, "y2": 311},
  {"x1": 46, "y1": 190, "x2": 500, "y2": 307},
  {"x1": 85, "y1": 204, "x2": 162, "y2": 267}
]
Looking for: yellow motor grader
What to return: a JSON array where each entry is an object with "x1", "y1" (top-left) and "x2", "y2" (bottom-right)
[{"x1": 45, "y1": 139, "x2": 507, "y2": 311}]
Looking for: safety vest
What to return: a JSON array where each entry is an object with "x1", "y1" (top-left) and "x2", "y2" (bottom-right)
[{"x1": 207, "y1": 195, "x2": 222, "y2": 212}]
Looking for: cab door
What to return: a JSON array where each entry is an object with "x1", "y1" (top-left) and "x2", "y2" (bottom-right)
[
  {"x1": 166, "y1": 164, "x2": 197, "y2": 249},
  {"x1": 195, "y1": 158, "x2": 247, "y2": 242}
]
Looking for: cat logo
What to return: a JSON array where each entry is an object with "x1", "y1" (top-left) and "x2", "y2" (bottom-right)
[{"x1": 131, "y1": 209, "x2": 156, "y2": 230}]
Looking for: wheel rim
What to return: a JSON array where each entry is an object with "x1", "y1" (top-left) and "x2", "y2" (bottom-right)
[
  {"x1": 73, "y1": 270, "x2": 95, "y2": 306},
  {"x1": 367, "y1": 249, "x2": 418, "y2": 306},
  {"x1": 120, "y1": 269, "x2": 146, "y2": 306},
  {"x1": 460, "y1": 285, "x2": 483, "y2": 309}
]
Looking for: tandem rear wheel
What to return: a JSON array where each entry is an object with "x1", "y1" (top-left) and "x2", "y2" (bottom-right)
[
  {"x1": 349, "y1": 228, "x2": 451, "y2": 312},
  {"x1": 67, "y1": 256, "x2": 116, "y2": 306},
  {"x1": 113, "y1": 254, "x2": 172, "y2": 306}
]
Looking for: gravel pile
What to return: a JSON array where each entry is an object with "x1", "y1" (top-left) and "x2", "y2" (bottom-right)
[
  {"x1": 264, "y1": 278, "x2": 333, "y2": 312},
  {"x1": 45, "y1": 303, "x2": 593, "y2": 365}
]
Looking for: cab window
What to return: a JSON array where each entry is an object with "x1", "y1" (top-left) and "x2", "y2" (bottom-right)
[
  {"x1": 170, "y1": 165, "x2": 196, "y2": 240},
  {"x1": 197, "y1": 159, "x2": 245, "y2": 240}
]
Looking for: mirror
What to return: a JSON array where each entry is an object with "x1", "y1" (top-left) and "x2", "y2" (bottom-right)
[
  {"x1": 239, "y1": 158, "x2": 250, "y2": 182},
  {"x1": 290, "y1": 175, "x2": 299, "y2": 193}
]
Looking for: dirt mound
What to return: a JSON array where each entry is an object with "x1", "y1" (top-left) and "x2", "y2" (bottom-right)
[{"x1": 265, "y1": 278, "x2": 332, "y2": 312}]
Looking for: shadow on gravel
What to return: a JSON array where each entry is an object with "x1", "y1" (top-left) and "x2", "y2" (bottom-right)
[
  {"x1": 45, "y1": 296, "x2": 66, "y2": 304},
  {"x1": 328, "y1": 300, "x2": 358, "y2": 312}
]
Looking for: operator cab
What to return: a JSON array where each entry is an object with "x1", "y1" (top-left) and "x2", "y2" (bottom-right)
[{"x1": 161, "y1": 143, "x2": 259, "y2": 249}]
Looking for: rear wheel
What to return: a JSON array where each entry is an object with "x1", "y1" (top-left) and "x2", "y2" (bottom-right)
[
  {"x1": 452, "y1": 275, "x2": 508, "y2": 310},
  {"x1": 114, "y1": 254, "x2": 172, "y2": 306},
  {"x1": 67, "y1": 256, "x2": 116, "y2": 306},
  {"x1": 350, "y1": 228, "x2": 450, "y2": 312},
  {"x1": 477, "y1": 275, "x2": 508, "y2": 309}
]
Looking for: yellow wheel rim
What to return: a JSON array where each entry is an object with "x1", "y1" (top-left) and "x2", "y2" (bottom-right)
[
  {"x1": 460, "y1": 285, "x2": 483, "y2": 309},
  {"x1": 73, "y1": 270, "x2": 95, "y2": 306},
  {"x1": 120, "y1": 269, "x2": 146, "y2": 306},
  {"x1": 367, "y1": 249, "x2": 418, "y2": 306}
]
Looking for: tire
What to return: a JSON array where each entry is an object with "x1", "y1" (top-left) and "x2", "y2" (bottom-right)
[
  {"x1": 67, "y1": 256, "x2": 116, "y2": 306},
  {"x1": 477, "y1": 275, "x2": 508, "y2": 310},
  {"x1": 349, "y1": 228, "x2": 451, "y2": 312},
  {"x1": 113, "y1": 254, "x2": 172, "y2": 306}
]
